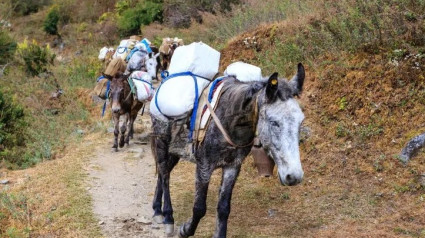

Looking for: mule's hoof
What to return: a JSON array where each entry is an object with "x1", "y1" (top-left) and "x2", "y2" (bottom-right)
[
  {"x1": 178, "y1": 225, "x2": 189, "y2": 238},
  {"x1": 164, "y1": 224, "x2": 174, "y2": 236},
  {"x1": 153, "y1": 215, "x2": 164, "y2": 224}
]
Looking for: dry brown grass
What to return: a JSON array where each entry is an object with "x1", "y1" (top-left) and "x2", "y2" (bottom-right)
[{"x1": 0, "y1": 133, "x2": 105, "y2": 237}]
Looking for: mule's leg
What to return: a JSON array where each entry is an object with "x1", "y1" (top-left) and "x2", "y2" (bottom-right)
[
  {"x1": 160, "y1": 154, "x2": 180, "y2": 235},
  {"x1": 213, "y1": 165, "x2": 241, "y2": 238},
  {"x1": 179, "y1": 164, "x2": 214, "y2": 238},
  {"x1": 152, "y1": 173, "x2": 164, "y2": 223},
  {"x1": 112, "y1": 113, "x2": 119, "y2": 151},
  {"x1": 125, "y1": 113, "x2": 133, "y2": 145},
  {"x1": 119, "y1": 113, "x2": 128, "y2": 148}
]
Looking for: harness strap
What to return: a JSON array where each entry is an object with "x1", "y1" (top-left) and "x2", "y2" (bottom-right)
[
  {"x1": 132, "y1": 78, "x2": 154, "y2": 88},
  {"x1": 101, "y1": 80, "x2": 111, "y2": 117},
  {"x1": 154, "y1": 71, "x2": 209, "y2": 115},
  {"x1": 206, "y1": 100, "x2": 254, "y2": 148}
]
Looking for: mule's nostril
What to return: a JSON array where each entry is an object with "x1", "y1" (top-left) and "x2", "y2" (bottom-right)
[{"x1": 286, "y1": 174, "x2": 292, "y2": 182}]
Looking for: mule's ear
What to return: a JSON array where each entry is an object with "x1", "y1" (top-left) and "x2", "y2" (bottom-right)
[
  {"x1": 289, "y1": 63, "x2": 305, "y2": 97},
  {"x1": 266, "y1": 72, "x2": 279, "y2": 103}
]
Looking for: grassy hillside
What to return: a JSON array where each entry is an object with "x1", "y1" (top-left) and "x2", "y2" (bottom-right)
[{"x1": 1, "y1": 0, "x2": 425, "y2": 237}]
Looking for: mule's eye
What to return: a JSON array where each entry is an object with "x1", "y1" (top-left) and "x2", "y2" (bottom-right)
[{"x1": 271, "y1": 121, "x2": 280, "y2": 128}]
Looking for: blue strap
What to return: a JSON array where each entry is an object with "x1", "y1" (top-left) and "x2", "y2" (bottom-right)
[
  {"x1": 208, "y1": 76, "x2": 225, "y2": 102},
  {"x1": 154, "y1": 71, "x2": 210, "y2": 115},
  {"x1": 125, "y1": 48, "x2": 137, "y2": 62},
  {"x1": 97, "y1": 75, "x2": 105, "y2": 82},
  {"x1": 132, "y1": 78, "x2": 154, "y2": 89},
  {"x1": 101, "y1": 80, "x2": 110, "y2": 117},
  {"x1": 154, "y1": 72, "x2": 210, "y2": 141},
  {"x1": 160, "y1": 70, "x2": 169, "y2": 80},
  {"x1": 188, "y1": 75, "x2": 199, "y2": 141},
  {"x1": 117, "y1": 46, "x2": 127, "y2": 54}
]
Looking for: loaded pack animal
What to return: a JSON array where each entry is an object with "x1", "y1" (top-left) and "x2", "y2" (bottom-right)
[
  {"x1": 150, "y1": 63, "x2": 306, "y2": 237},
  {"x1": 159, "y1": 38, "x2": 183, "y2": 70},
  {"x1": 108, "y1": 53, "x2": 159, "y2": 151}
]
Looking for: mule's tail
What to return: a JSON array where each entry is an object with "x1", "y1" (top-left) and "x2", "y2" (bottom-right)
[{"x1": 150, "y1": 134, "x2": 159, "y2": 175}]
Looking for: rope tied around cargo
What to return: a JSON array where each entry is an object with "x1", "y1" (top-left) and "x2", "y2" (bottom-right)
[{"x1": 155, "y1": 71, "x2": 211, "y2": 141}]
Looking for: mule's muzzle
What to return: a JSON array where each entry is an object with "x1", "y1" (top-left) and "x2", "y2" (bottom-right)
[
  {"x1": 278, "y1": 172, "x2": 303, "y2": 186},
  {"x1": 112, "y1": 106, "x2": 121, "y2": 113}
]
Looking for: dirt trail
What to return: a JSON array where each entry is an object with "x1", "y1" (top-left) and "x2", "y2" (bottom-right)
[{"x1": 87, "y1": 112, "x2": 174, "y2": 238}]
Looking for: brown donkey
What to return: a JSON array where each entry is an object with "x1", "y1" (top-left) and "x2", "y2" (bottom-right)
[{"x1": 108, "y1": 72, "x2": 144, "y2": 151}]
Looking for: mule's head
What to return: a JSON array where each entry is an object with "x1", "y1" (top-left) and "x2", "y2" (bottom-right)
[
  {"x1": 109, "y1": 72, "x2": 127, "y2": 113},
  {"x1": 146, "y1": 52, "x2": 160, "y2": 79},
  {"x1": 257, "y1": 63, "x2": 305, "y2": 186}
]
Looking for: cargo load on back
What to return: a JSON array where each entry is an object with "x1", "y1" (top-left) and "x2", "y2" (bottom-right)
[
  {"x1": 151, "y1": 42, "x2": 220, "y2": 119},
  {"x1": 104, "y1": 57, "x2": 126, "y2": 78},
  {"x1": 224, "y1": 61, "x2": 263, "y2": 82},
  {"x1": 130, "y1": 71, "x2": 154, "y2": 102}
]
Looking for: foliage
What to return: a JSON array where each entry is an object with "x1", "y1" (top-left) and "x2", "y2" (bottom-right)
[
  {"x1": 16, "y1": 39, "x2": 55, "y2": 76},
  {"x1": 116, "y1": 0, "x2": 163, "y2": 35},
  {"x1": 43, "y1": 6, "x2": 60, "y2": 35},
  {"x1": 162, "y1": 0, "x2": 241, "y2": 28},
  {"x1": 0, "y1": 89, "x2": 27, "y2": 168},
  {"x1": 11, "y1": 0, "x2": 51, "y2": 16},
  {"x1": 0, "y1": 30, "x2": 17, "y2": 65}
]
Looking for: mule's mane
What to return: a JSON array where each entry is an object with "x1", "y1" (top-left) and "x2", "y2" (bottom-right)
[{"x1": 221, "y1": 77, "x2": 295, "y2": 108}]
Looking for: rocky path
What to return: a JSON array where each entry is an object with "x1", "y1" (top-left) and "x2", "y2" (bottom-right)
[{"x1": 86, "y1": 114, "x2": 175, "y2": 237}]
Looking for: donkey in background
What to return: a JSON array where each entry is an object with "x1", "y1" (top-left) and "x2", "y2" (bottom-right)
[
  {"x1": 109, "y1": 53, "x2": 159, "y2": 151},
  {"x1": 150, "y1": 64, "x2": 306, "y2": 237}
]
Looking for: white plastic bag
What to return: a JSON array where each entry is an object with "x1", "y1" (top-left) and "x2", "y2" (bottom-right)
[
  {"x1": 131, "y1": 71, "x2": 154, "y2": 102},
  {"x1": 98, "y1": 47, "x2": 108, "y2": 61},
  {"x1": 126, "y1": 51, "x2": 148, "y2": 73},
  {"x1": 224, "y1": 61, "x2": 263, "y2": 82},
  {"x1": 168, "y1": 42, "x2": 220, "y2": 80},
  {"x1": 151, "y1": 75, "x2": 210, "y2": 117}
]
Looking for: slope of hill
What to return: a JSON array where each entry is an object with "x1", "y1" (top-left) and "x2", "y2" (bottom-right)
[{"x1": 1, "y1": 0, "x2": 425, "y2": 237}]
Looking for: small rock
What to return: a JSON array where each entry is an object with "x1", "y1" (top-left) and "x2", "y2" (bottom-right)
[
  {"x1": 131, "y1": 183, "x2": 137, "y2": 186},
  {"x1": 0, "y1": 180, "x2": 9, "y2": 185},
  {"x1": 137, "y1": 216, "x2": 152, "y2": 225},
  {"x1": 76, "y1": 129, "x2": 85, "y2": 135},
  {"x1": 151, "y1": 224, "x2": 160, "y2": 229},
  {"x1": 99, "y1": 221, "x2": 105, "y2": 225},
  {"x1": 420, "y1": 173, "x2": 425, "y2": 187},
  {"x1": 267, "y1": 209, "x2": 277, "y2": 217}
]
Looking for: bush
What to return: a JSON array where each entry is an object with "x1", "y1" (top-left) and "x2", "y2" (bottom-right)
[
  {"x1": 16, "y1": 39, "x2": 55, "y2": 76},
  {"x1": 0, "y1": 89, "x2": 27, "y2": 168},
  {"x1": 43, "y1": 6, "x2": 60, "y2": 35},
  {"x1": 117, "y1": 0, "x2": 163, "y2": 35},
  {"x1": 11, "y1": 0, "x2": 51, "y2": 16},
  {"x1": 0, "y1": 30, "x2": 17, "y2": 65}
]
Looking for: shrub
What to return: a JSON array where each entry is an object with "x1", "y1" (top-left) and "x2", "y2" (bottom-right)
[
  {"x1": 11, "y1": 0, "x2": 51, "y2": 16},
  {"x1": 16, "y1": 39, "x2": 55, "y2": 76},
  {"x1": 117, "y1": 0, "x2": 163, "y2": 35},
  {"x1": 0, "y1": 30, "x2": 16, "y2": 65},
  {"x1": 0, "y1": 89, "x2": 27, "y2": 168},
  {"x1": 43, "y1": 6, "x2": 60, "y2": 35}
]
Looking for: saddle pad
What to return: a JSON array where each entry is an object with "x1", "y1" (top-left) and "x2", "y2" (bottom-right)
[{"x1": 194, "y1": 78, "x2": 226, "y2": 144}]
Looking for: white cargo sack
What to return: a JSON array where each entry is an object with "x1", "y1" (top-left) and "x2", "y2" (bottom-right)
[
  {"x1": 151, "y1": 75, "x2": 211, "y2": 118},
  {"x1": 168, "y1": 42, "x2": 220, "y2": 80},
  {"x1": 224, "y1": 62, "x2": 263, "y2": 82},
  {"x1": 126, "y1": 51, "x2": 148, "y2": 74},
  {"x1": 131, "y1": 71, "x2": 154, "y2": 102},
  {"x1": 113, "y1": 39, "x2": 137, "y2": 60},
  {"x1": 98, "y1": 47, "x2": 109, "y2": 61}
]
